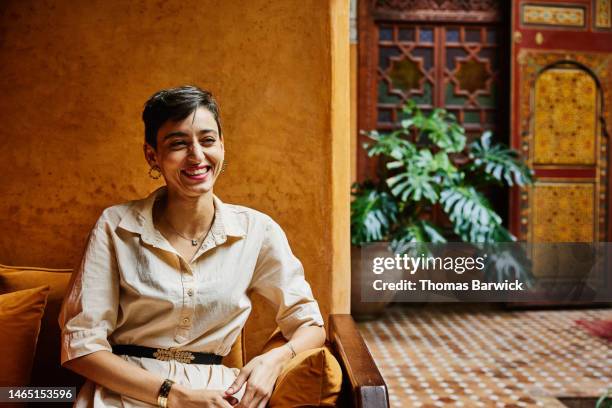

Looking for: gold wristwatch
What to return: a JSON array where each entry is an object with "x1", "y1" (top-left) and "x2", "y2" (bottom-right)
[{"x1": 157, "y1": 378, "x2": 175, "y2": 408}]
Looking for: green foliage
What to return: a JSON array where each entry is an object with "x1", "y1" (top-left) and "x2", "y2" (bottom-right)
[
  {"x1": 596, "y1": 388, "x2": 612, "y2": 408},
  {"x1": 403, "y1": 102, "x2": 466, "y2": 153},
  {"x1": 351, "y1": 101, "x2": 532, "y2": 246},
  {"x1": 391, "y1": 220, "x2": 447, "y2": 255},
  {"x1": 468, "y1": 131, "x2": 533, "y2": 187},
  {"x1": 350, "y1": 182, "x2": 398, "y2": 245}
]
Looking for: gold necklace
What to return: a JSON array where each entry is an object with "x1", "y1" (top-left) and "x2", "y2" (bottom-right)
[{"x1": 162, "y1": 215, "x2": 208, "y2": 246}]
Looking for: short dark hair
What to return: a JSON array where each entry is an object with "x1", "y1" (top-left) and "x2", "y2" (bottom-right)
[{"x1": 142, "y1": 85, "x2": 222, "y2": 150}]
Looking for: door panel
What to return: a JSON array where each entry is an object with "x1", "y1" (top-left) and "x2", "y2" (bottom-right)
[
  {"x1": 531, "y1": 182, "x2": 596, "y2": 242},
  {"x1": 533, "y1": 68, "x2": 597, "y2": 166},
  {"x1": 510, "y1": 0, "x2": 612, "y2": 243}
]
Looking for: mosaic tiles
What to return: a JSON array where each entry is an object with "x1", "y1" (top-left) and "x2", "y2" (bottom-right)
[
  {"x1": 595, "y1": 0, "x2": 612, "y2": 29},
  {"x1": 533, "y1": 68, "x2": 597, "y2": 165},
  {"x1": 522, "y1": 5, "x2": 585, "y2": 27},
  {"x1": 530, "y1": 183, "x2": 595, "y2": 243},
  {"x1": 358, "y1": 304, "x2": 612, "y2": 407}
]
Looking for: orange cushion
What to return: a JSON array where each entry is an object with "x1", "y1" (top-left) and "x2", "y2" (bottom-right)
[
  {"x1": 222, "y1": 329, "x2": 245, "y2": 368},
  {"x1": 0, "y1": 286, "x2": 49, "y2": 387},
  {"x1": 0, "y1": 265, "x2": 79, "y2": 387},
  {"x1": 263, "y1": 329, "x2": 342, "y2": 407}
]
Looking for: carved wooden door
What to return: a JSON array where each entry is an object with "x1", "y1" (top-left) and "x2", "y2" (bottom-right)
[{"x1": 510, "y1": 0, "x2": 612, "y2": 243}]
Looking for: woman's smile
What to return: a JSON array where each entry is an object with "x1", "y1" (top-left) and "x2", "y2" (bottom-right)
[{"x1": 181, "y1": 164, "x2": 213, "y2": 181}]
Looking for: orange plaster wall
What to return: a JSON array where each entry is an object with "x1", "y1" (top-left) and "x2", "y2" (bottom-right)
[{"x1": 0, "y1": 0, "x2": 349, "y2": 356}]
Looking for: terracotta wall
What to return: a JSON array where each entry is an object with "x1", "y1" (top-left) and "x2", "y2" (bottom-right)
[{"x1": 0, "y1": 0, "x2": 350, "y2": 356}]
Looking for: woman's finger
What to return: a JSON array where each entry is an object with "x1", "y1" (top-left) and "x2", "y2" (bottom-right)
[
  {"x1": 250, "y1": 388, "x2": 269, "y2": 408},
  {"x1": 245, "y1": 381, "x2": 270, "y2": 408},
  {"x1": 236, "y1": 382, "x2": 256, "y2": 408},
  {"x1": 223, "y1": 394, "x2": 239, "y2": 406},
  {"x1": 248, "y1": 390, "x2": 265, "y2": 408},
  {"x1": 219, "y1": 399, "x2": 233, "y2": 408},
  {"x1": 256, "y1": 397, "x2": 268, "y2": 408},
  {"x1": 226, "y1": 366, "x2": 252, "y2": 395},
  {"x1": 212, "y1": 392, "x2": 233, "y2": 408}
]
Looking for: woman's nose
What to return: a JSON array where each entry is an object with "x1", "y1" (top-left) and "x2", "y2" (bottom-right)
[{"x1": 188, "y1": 143, "x2": 205, "y2": 161}]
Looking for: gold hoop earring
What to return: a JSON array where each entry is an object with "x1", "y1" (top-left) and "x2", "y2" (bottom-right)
[{"x1": 148, "y1": 165, "x2": 162, "y2": 179}]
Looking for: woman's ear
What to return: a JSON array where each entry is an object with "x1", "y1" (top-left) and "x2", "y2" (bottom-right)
[{"x1": 143, "y1": 143, "x2": 158, "y2": 167}]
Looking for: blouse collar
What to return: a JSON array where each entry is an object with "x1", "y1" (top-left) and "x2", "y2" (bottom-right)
[{"x1": 117, "y1": 187, "x2": 245, "y2": 251}]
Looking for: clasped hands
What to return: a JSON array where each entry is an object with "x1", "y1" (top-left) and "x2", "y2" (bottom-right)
[{"x1": 169, "y1": 346, "x2": 291, "y2": 408}]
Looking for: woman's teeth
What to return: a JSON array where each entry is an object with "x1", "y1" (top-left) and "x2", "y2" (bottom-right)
[{"x1": 184, "y1": 167, "x2": 210, "y2": 176}]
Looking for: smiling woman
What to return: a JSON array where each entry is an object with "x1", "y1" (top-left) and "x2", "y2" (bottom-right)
[
  {"x1": 58, "y1": 86, "x2": 326, "y2": 408},
  {"x1": 143, "y1": 93, "x2": 227, "y2": 262},
  {"x1": 145, "y1": 103, "x2": 223, "y2": 200}
]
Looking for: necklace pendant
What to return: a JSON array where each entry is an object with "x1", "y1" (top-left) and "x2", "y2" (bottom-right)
[{"x1": 191, "y1": 239, "x2": 198, "y2": 246}]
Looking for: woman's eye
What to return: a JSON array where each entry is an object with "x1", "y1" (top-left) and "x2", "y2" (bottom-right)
[
  {"x1": 200, "y1": 138, "x2": 216, "y2": 145},
  {"x1": 170, "y1": 141, "x2": 187, "y2": 148}
]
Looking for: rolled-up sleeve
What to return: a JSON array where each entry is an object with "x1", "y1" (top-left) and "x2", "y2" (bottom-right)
[
  {"x1": 59, "y1": 211, "x2": 119, "y2": 365},
  {"x1": 250, "y1": 217, "x2": 324, "y2": 339}
]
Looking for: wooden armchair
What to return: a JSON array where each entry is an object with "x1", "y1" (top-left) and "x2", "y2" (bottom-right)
[{"x1": 329, "y1": 314, "x2": 389, "y2": 408}]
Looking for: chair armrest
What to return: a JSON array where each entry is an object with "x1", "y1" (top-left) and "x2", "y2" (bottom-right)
[{"x1": 329, "y1": 314, "x2": 389, "y2": 408}]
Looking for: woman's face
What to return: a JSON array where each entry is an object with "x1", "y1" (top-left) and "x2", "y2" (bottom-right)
[{"x1": 144, "y1": 106, "x2": 224, "y2": 199}]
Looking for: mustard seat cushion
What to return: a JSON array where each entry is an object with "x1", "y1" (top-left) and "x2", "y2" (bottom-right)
[
  {"x1": 269, "y1": 347, "x2": 343, "y2": 407},
  {"x1": 262, "y1": 329, "x2": 342, "y2": 407},
  {"x1": 0, "y1": 265, "x2": 77, "y2": 387},
  {"x1": 222, "y1": 330, "x2": 245, "y2": 368},
  {"x1": 0, "y1": 286, "x2": 49, "y2": 387}
]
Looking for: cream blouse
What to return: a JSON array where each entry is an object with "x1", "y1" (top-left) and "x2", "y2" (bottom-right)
[{"x1": 59, "y1": 187, "x2": 324, "y2": 364}]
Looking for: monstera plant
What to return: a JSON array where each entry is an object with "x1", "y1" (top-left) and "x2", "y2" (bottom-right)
[
  {"x1": 351, "y1": 100, "x2": 533, "y2": 250},
  {"x1": 350, "y1": 101, "x2": 533, "y2": 318}
]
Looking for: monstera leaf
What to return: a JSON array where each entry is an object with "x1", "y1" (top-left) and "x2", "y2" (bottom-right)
[
  {"x1": 391, "y1": 220, "x2": 447, "y2": 255},
  {"x1": 350, "y1": 184, "x2": 399, "y2": 244},
  {"x1": 386, "y1": 150, "x2": 458, "y2": 203},
  {"x1": 483, "y1": 247, "x2": 534, "y2": 287},
  {"x1": 404, "y1": 102, "x2": 466, "y2": 153},
  {"x1": 440, "y1": 186, "x2": 511, "y2": 243},
  {"x1": 363, "y1": 129, "x2": 416, "y2": 161},
  {"x1": 469, "y1": 131, "x2": 533, "y2": 186}
]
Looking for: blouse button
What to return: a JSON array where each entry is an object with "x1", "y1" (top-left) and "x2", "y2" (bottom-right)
[
  {"x1": 187, "y1": 289, "x2": 194, "y2": 297},
  {"x1": 182, "y1": 317, "x2": 190, "y2": 325}
]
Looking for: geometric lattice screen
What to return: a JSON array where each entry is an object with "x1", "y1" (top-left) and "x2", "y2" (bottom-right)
[{"x1": 377, "y1": 24, "x2": 499, "y2": 137}]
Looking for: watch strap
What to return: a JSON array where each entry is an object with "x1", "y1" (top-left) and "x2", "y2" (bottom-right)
[{"x1": 157, "y1": 378, "x2": 175, "y2": 408}]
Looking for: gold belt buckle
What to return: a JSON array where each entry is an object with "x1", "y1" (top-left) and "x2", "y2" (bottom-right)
[{"x1": 153, "y1": 348, "x2": 195, "y2": 364}]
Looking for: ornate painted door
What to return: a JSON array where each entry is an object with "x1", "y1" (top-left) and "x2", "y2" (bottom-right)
[{"x1": 510, "y1": 0, "x2": 612, "y2": 243}]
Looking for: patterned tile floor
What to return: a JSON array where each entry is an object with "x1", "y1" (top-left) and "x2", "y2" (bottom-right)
[{"x1": 358, "y1": 304, "x2": 612, "y2": 408}]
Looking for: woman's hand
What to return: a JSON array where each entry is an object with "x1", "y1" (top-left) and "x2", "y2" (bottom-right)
[
  {"x1": 168, "y1": 384, "x2": 237, "y2": 407},
  {"x1": 224, "y1": 346, "x2": 291, "y2": 408}
]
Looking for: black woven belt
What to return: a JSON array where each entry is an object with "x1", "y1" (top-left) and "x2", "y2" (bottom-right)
[{"x1": 112, "y1": 344, "x2": 222, "y2": 365}]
